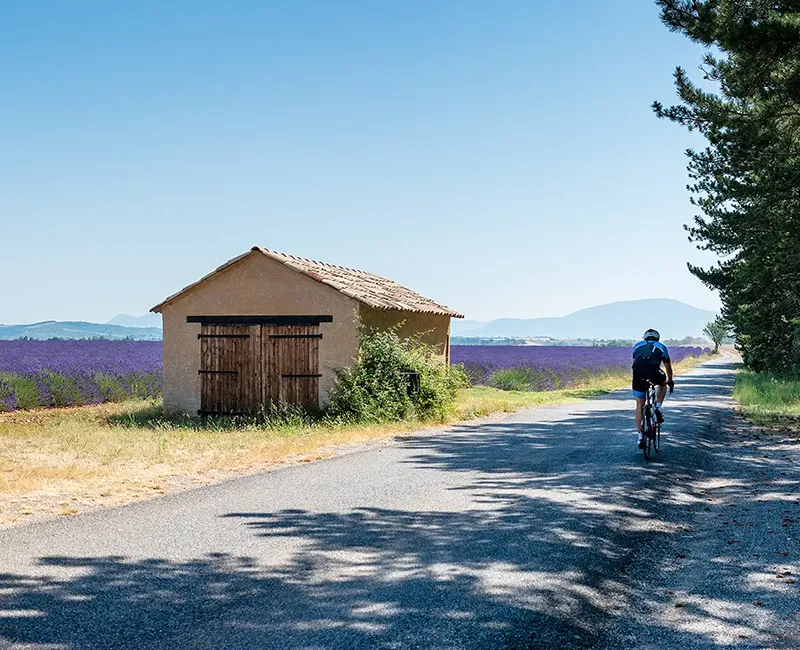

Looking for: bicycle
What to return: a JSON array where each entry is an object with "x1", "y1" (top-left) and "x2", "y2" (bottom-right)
[{"x1": 641, "y1": 379, "x2": 661, "y2": 460}]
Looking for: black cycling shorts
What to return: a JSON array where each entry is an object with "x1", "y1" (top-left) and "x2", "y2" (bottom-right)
[{"x1": 632, "y1": 366, "x2": 666, "y2": 398}]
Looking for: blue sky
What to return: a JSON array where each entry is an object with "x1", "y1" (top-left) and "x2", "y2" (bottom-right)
[{"x1": 0, "y1": 1, "x2": 720, "y2": 324}]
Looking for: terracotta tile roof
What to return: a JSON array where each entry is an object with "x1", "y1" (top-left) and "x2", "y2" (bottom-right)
[{"x1": 151, "y1": 247, "x2": 463, "y2": 318}]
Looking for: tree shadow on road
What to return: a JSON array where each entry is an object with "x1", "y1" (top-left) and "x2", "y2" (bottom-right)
[
  {"x1": 0, "y1": 518, "x2": 622, "y2": 649},
  {"x1": 1, "y1": 362, "x2": 797, "y2": 649}
]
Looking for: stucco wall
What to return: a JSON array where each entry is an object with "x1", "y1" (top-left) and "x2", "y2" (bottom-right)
[
  {"x1": 158, "y1": 253, "x2": 360, "y2": 416},
  {"x1": 358, "y1": 306, "x2": 452, "y2": 361}
]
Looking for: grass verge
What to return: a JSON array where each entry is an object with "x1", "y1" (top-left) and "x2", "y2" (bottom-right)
[
  {"x1": 733, "y1": 369, "x2": 800, "y2": 431},
  {"x1": 0, "y1": 355, "x2": 708, "y2": 527}
]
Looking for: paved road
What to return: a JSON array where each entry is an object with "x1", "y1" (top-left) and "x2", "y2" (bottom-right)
[{"x1": 1, "y1": 359, "x2": 798, "y2": 649}]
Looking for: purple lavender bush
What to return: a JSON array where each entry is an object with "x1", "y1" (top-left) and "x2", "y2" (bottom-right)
[
  {"x1": 451, "y1": 345, "x2": 709, "y2": 392},
  {"x1": 0, "y1": 341, "x2": 162, "y2": 411}
]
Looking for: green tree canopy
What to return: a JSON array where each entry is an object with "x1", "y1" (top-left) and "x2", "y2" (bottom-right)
[
  {"x1": 703, "y1": 315, "x2": 730, "y2": 353},
  {"x1": 654, "y1": 0, "x2": 800, "y2": 374}
]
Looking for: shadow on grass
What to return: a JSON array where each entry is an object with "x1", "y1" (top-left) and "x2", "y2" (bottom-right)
[
  {"x1": 103, "y1": 383, "x2": 618, "y2": 434},
  {"x1": 104, "y1": 401, "x2": 327, "y2": 432}
]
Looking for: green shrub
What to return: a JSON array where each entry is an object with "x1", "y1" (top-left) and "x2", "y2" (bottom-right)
[{"x1": 327, "y1": 327, "x2": 468, "y2": 423}]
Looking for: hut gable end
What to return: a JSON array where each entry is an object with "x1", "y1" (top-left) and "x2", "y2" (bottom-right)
[
  {"x1": 150, "y1": 251, "x2": 357, "y2": 316},
  {"x1": 151, "y1": 246, "x2": 463, "y2": 318}
]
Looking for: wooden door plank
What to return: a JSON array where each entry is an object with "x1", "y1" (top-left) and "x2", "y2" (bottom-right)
[
  {"x1": 265, "y1": 325, "x2": 279, "y2": 407},
  {"x1": 219, "y1": 324, "x2": 226, "y2": 411},
  {"x1": 250, "y1": 324, "x2": 260, "y2": 415},
  {"x1": 270, "y1": 325, "x2": 275, "y2": 406},
  {"x1": 273, "y1": 325, "x2": 281, "y2": 406},
  {"x1": 210, "y1": 324, "x2": 217, "y2": 414},
  {"x1": 266, "y1": 325, "x2": 274, "y2": 406},
  {"x1": 260, "y1": 325, "x2": 267, "y2": 410},
  {"x1": 217, "y1": 325, "x2": 224, "y2": 413},
  {"x1": 297, "y1": 325, "x2": 304, "y2": 406},
  {"x1": 211, "y1": 324, "x2": 217, "y2": 414},
  {"x1": 200, "y1": 324, "x2": 210, "y2": 413},
  {"x1": 310, "y1": 325, "x2": 320, "y2": 406},
  {"x1": 302, "y1": 325, "x2": 311, "y2": 406},
  {"x1": 290, "y1": 326, "x2": 297, "y2": 406},
  {"x1": 222, "y1": 325, "x2": 229, "y2": 411},
  {"x1": 230, "y1": 326, "x2": 238, "y2": 413},
  {"x1": 294, "y1": 326, "x2": 301, "y2": 405},
  {"x1": 249, "y1": 323, "x2": 259, "y2": 415},
  {"x1": 284, "y1": 326, "x2": 291, "y2": 406},
  {"x1": 239, "y1": 327, "x2": 244, "y2": 413}
]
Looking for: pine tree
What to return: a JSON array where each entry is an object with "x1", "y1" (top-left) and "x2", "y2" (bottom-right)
[{"x1": 653, "y1": 0, "x2": 800, "y2": 374}]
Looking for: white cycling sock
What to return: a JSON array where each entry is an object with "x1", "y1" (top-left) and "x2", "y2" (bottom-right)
[{"x1": 637, "y1": 431, "x2": 643, "y2": 441}]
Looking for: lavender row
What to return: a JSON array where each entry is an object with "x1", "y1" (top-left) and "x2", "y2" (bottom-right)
[
  {"x1": 451, "y1": 345, "x2": 711, "y2": 391},
  {"x1": 0, "y1": 340, "x2": 162, "y2": 411},
  {"x1": 0, "y1": 340, "x2": 711, "y2": 410}
]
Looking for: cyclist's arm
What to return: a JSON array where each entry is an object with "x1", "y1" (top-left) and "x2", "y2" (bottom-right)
[{"x1": 655, "y1": 343, "x2": 673, "y2": 381}]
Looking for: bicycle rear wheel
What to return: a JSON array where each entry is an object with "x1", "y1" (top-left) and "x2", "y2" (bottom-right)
[{"x1": 643, "y1": 406, "x2": 653, "y2": 460}]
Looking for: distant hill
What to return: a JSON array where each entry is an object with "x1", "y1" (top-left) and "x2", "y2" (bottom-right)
[
  {"x1": 0, "y1": 321, "x2": 163, "y2": 341},
  {"x1": 452, "y1": 299, "x2": 716, "y2": 340},
  {"x1": 451, "y1": 320, "x2": 490, "y2": 334},
  {"x1": 107, "y1": 313, "x2": 162, "y2": 328}
]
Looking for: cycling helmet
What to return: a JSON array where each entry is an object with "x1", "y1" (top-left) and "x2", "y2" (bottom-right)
[{"x1": 643, "y1": 329, "x2": 660, "y2": 342}]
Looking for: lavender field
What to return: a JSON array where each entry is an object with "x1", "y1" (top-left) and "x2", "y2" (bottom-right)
[
  {"x1": 0, "y1": 341, "x2": 711, "y2": 412},
  {"x1": 451, "y1": 345, "x2": 712, "y2": 392},
  {"x1": 0, "y1": 341, "x2": 162, "y2": 411}
]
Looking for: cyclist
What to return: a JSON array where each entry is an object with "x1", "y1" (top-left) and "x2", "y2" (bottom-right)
[{"x1": 632, "y1": 329, "x2": 674, "y2": 449}]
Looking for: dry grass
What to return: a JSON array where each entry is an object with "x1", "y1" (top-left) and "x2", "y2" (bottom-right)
[{"x1": 0, "y1": 355, "x2": 707, "y2": 527}]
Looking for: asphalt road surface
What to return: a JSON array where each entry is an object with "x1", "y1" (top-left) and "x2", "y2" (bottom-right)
[{"x1": 2, "y1": 358, "x2": 798, "y2": 649}]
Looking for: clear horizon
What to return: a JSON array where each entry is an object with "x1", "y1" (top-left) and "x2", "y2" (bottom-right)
[
  {"x1": 0, "y1": 296, "x2": 717, "y2": 327},
  {"x1": 1, "y1": 2, "x2": 722, "y2": 324}
]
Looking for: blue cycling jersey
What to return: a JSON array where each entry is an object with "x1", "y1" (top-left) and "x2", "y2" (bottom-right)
[{"x1": 632, "y1": 339, "x2": 670, "y2": 369}]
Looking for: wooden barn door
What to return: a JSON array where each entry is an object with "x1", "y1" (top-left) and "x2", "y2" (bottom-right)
[
  {"x1": 199, "y1": 325, "x2": 261, "y2": 415},
  {"x1": 263, "y1": 325, "x2": 322, "y2": 408},
  {"x1": 195, "y1": 317, "x2": 326, "y2": 415}
]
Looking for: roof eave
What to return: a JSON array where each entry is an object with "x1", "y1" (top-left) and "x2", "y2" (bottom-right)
[{"x1": 361, "y1": 303, "x2": 464, "y2": 319}]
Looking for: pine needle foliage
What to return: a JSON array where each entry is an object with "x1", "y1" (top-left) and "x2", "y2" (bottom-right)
[{"x1": 654, "y1": 0, "x2": 800, "y2": 374}]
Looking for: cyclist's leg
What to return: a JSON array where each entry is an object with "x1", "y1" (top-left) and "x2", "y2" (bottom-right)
[
  {"x1": 634, "y1": 395, "x2": 645, "y2": 432},
  {"x1": 647, "y1": 369, "x2": 667, "y2": 424},
  {"x1": 632, "y1": 370, "x2": 647, "y2": 432},
  {"x1": 655, "y1": 369, "x2": 668, "y2": 405},
  {"x1": 635, "y1": 394, "x2": 647, "y2": 449}
]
